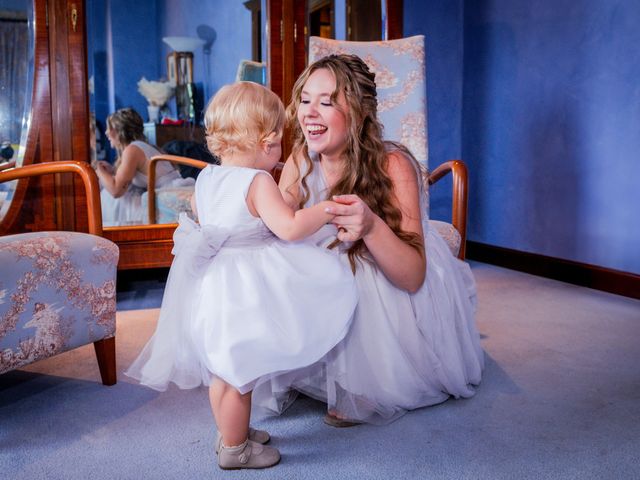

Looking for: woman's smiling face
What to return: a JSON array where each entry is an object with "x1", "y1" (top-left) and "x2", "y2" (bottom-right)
[{"x1": 297, "y1": 68, "x2": 349, "y2": 159}]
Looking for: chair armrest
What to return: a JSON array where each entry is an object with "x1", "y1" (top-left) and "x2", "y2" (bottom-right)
[
  {"x1": 428, "y1": 159, "x2": 468, "y2": 259},
  {"x1": 0, "y1": 161, "x2": 102, "y2": 236},
  {"x1": 148, "y1": 155, "x2": 209, "y2": 224}
]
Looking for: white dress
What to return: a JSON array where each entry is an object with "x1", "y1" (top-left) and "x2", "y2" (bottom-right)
[
  {"x1": 251, "y1": 158, "x2": 485, "y2": 424},
  {"x1": 100, "y1": 141, "x2": 194, "y2": 226},
  {"x1": 126, "y1": 165, "x2": 357, "y2": 394}
]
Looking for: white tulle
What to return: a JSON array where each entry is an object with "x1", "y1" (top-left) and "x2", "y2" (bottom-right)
[
  {"x1": 126, "y1": 166, "x2": 357, "y2": 395},
  {"x1": 251, "y1": 158, "x2": 484, "y2": 424}
]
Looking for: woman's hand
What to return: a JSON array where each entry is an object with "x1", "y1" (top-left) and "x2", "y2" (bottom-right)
[
  {"x1": 326, "y1": 194, "x2": 378, "y2": 242},
  {"x1": 96, "y1": 161, "x2": 113, "y2": 176}
]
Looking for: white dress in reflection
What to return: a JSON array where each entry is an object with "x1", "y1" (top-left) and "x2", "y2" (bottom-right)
[
  {"x1": 100, "y1": 141, "x2": 193, "y2": 226},
  {"x1": 251, "y1": 156, "x2": 485, "y2": 424},
  {"x1": 126, "y1": 165, "x2": 357, "y2": 394}
]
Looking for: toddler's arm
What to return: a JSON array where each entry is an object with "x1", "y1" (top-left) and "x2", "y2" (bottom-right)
[{"x1": 248, "y1": 172, "x2": 336, "y2": 241}]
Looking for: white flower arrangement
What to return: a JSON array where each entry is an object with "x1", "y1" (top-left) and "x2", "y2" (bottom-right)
[{"x1": 137, "y1": 77, "x2": 174, "y2": 106}]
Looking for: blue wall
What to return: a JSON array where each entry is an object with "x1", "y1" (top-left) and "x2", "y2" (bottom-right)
[
  {"x1": 406, "y1": 0, "x2": 639, "y2": 274},
  {"x1": 109, "y1": 0, "x2": 160, "y2": 117},
  {"x1": 88, "y1": 0, "x2": 252, "y2": 126},
  {"x1": 158, "y1": 0, "x2": 252, "y2": 107},
  {"x1": 404, "y1": 0, "x2": 464, "y2": 221}
]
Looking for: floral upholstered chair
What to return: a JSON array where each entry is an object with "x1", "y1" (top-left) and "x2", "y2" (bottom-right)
[
  {"x1": 309, "y1": 35, "x2": 468, "y2": 259},
  {"x1": 0, "y1": 161, "x2": 119, "y2": 385}
]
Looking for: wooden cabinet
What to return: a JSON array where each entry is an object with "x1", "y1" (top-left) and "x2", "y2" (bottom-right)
[{"x1": 143, "y1": 123, "x2": 205, "y2": 149}]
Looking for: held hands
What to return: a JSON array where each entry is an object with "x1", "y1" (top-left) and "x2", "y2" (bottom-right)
[{"x1": 324, "y1": 194, "x2": 376, "y2": 242}]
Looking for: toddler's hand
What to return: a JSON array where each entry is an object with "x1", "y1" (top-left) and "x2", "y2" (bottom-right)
[{"x1": 322, "y1": 200, "x2": 342, "y2": 218}]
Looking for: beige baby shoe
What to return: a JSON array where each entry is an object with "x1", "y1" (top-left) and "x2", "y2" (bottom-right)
[
  {"x1": 217, "y1": 439, "x2": 280, "y2": 470},
  {"x1": 215, "y1": 427, "x2": 270, "y2": 454}
]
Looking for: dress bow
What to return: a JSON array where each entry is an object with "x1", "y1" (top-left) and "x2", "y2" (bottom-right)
[{"x1": 172, "y1": 213, "x2": 229, "y2": 272}]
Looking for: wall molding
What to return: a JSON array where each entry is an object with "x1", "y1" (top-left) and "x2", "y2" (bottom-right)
[{"x1": 467, "y1": 241, "x2": 640, "y2": 300}]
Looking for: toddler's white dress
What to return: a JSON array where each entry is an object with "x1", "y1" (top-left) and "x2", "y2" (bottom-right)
[
  {"x1": 251, "y1": 155, "x2": 485, "y2": 424},
  {"x1": 126, "y1": 165, "x2": 357, "y2": 394}
]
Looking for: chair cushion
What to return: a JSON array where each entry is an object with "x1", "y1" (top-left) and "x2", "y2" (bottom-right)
[
  {"x1": 428, "y1": 220, "x2": 461, "y2": 257},
  {"x1": 0, "y1": 231, "x2": 118, "y2": 374}
]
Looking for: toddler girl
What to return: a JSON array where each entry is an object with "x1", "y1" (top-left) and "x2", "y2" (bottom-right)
[{"x1": 126, "y1": 82, "x2": 356, "y2": 470}]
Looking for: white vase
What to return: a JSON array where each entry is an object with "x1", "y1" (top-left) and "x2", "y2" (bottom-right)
[{"x1": 147, "y1": 105, "x2": 160, "y2": 123}]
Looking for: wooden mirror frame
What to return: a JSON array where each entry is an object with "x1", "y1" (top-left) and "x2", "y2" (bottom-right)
[{"x1": 0, "y1": 0, "x2": 91, "y2": 238}]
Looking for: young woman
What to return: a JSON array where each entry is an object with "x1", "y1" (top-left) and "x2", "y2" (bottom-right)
[{"x1": 252, "y1": 54, "x2": 484, "y2": 426}]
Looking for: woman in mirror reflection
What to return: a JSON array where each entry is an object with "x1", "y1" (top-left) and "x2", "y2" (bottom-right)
[
  {"x1": 96, "y1": 107, "x2": 193, "y2": 226},
  {"x1": 251, "y1": 54, "x2": 485, "y2": 426}
]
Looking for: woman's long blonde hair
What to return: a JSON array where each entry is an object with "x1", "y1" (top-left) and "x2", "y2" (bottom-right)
[
  {"x1": 286, "y1": 54, "x2": 424, "y2": 270},
  {"x1": 106, "y1": 108, "x2": 147, "y2": 168}
]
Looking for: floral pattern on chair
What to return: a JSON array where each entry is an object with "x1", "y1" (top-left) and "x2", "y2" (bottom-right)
[{"x1": 0, "y1": 231, "x2": 118, "y2": 375}]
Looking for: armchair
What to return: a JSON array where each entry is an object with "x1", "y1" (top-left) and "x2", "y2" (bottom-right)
[
  {"x1": 309, "y1": 35, "x2": 468, "y2": 259},
  {"x1": 0, "y1": 161, "x2": 119, "y2": 385}
]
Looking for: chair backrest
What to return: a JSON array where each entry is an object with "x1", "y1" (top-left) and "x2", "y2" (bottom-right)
[{"x1": 308, "y1": 35, "x2": 428, "y2": 169}]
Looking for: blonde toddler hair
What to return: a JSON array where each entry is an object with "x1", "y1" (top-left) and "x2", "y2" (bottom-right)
[{"x1": 204, "y1": 81, "x2": 285, "y2": 158}]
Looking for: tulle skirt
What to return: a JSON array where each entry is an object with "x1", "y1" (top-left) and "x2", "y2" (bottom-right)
[
  {"x1": 125, "y1": 215, "x2": 357, "y2": 395},
  {"x1": 251, "y1": 226, "x2": 484, "y2": 424}
]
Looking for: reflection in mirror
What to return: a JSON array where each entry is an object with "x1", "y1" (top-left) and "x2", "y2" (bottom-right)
[
  {"x1": 0, "y1": 0, "x2": 34, "y2": 220},
  {"x1": 309, "y1": 0, "x2": 334, "y2": 39},
  {"x1": 86, "y1": 0, "x2": 260, "y2": 227},
  {"x1": 306, "y1": 1, "x2": 385, "y2": 43},
  {"x1": 347, "y1": 0, "x2": 381, "y2": 41}
]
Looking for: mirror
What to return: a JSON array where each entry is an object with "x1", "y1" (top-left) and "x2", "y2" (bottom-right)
[
  {"x1": 86, "y1": 0, "x2": 263, "y2": 227},
  {"x1": 0, "y1": 0, "x2": 34, "y2": 220}
]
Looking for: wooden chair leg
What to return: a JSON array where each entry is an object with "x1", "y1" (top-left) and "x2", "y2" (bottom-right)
[{"x1": 94, "y1": 337, "x2": 117, "y2": 386}]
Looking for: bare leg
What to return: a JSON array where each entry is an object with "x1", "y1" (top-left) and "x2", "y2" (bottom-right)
[{"x1": 209, "y1": 378, "x2": 251, "y2": 446}]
